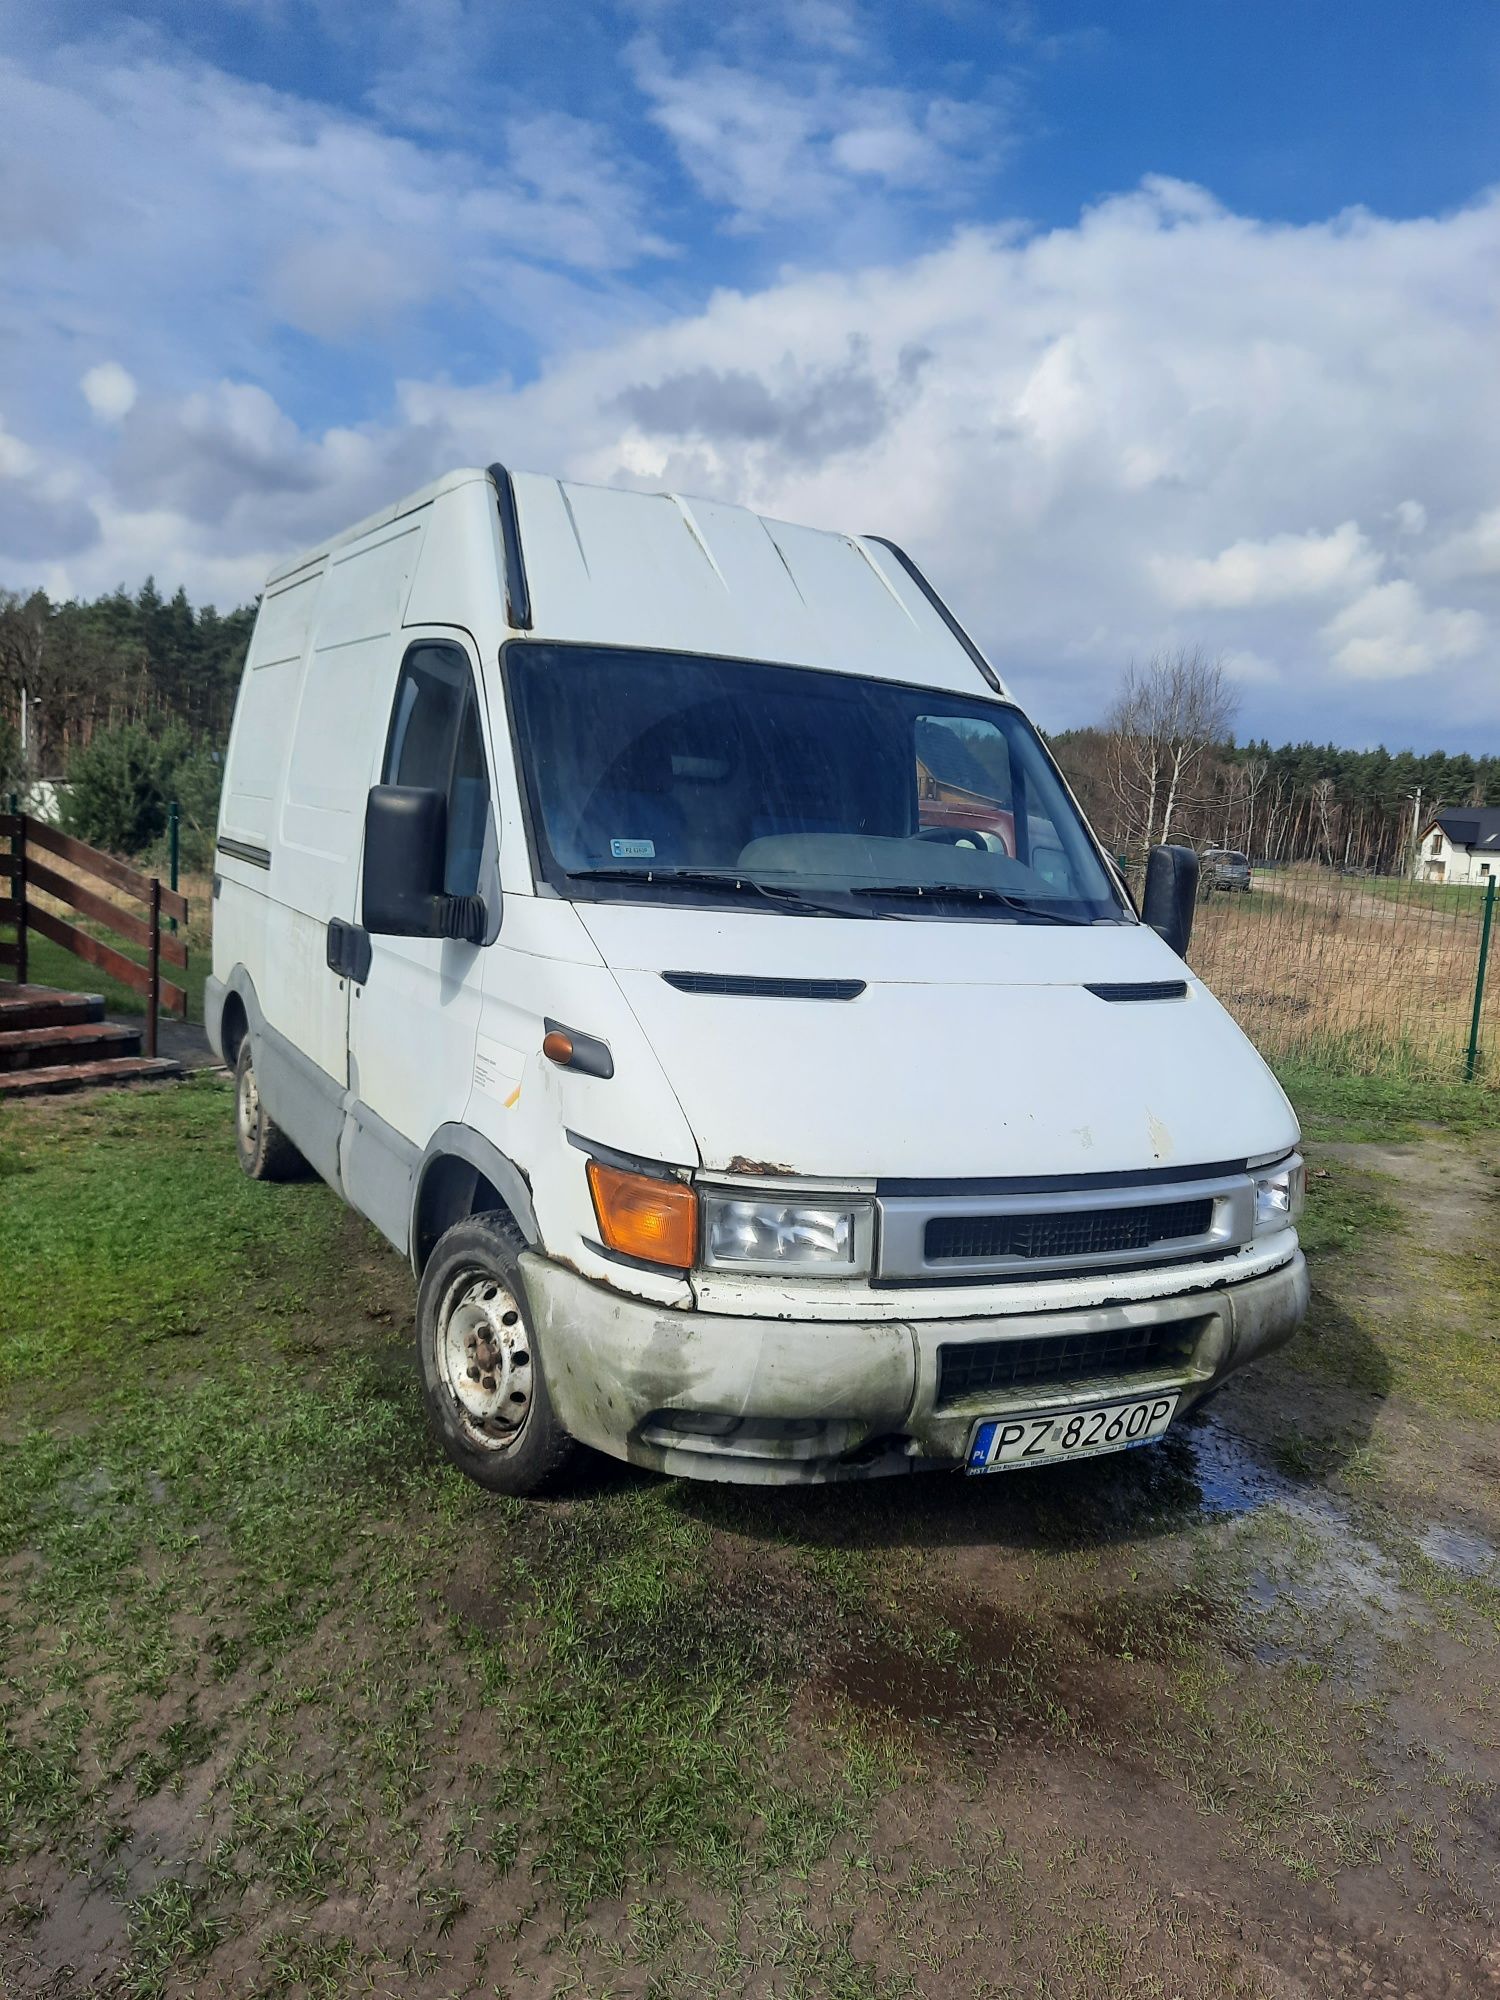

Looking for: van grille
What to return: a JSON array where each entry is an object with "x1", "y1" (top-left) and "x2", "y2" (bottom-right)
[
  {"x1": 937, "y1": 1321, "x2": 1202, "y2": 1405},
  {"x1": 924, "y1": 1198, "x2": 1213, "y2": 1265}
]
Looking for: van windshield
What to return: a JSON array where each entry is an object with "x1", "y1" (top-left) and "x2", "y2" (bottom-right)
[{"x1": 506, "y1": 644, "x2": 1128, "y2": 924}]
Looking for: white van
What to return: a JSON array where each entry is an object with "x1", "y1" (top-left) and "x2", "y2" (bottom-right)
[{"x1": 208, "y1": 465, "x2": 1308, "y2": 1493}]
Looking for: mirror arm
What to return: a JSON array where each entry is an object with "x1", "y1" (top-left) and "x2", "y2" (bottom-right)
[{"x1": 436, "y1": 894, "x2": 486, "y2": 944}]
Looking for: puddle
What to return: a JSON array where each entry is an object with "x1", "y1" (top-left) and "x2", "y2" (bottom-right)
[
  {"x1": 1181, "y1": 1419, "x2": 1408, "y2": 1636},
  {"x1": 1417, "y1": 1522, "x2": 1498, "y2": 1579}
]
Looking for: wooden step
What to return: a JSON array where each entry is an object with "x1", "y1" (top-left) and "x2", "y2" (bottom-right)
[
  {"x1": 0, "y1": 1021, "x2": 143, "y2": 1071},
  {"x1": 0, "y1": 1055, "x2": 183, "y2": 1099},
  {"x1": 0, "y1": 985, "x2": 107, "y2": 1033}
]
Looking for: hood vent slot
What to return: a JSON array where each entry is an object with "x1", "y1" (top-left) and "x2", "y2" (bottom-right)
[
  {"x1": 662, "y1": 972, "x2": 865, "y2": 1000},
  {"x1": 1085, "y1": 980, "x2": 1187, "y2": 1003}
]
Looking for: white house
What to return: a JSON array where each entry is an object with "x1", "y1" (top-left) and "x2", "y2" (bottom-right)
[{"x1": 1417, "y1": 809, "x2": 1500, "y2": 885}]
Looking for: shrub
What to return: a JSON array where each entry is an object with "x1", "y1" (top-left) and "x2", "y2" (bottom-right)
[{"x1": 61, "y1": 722, "x2": 220, "y2": 864}]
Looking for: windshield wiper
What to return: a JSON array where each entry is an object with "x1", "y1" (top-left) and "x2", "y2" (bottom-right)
[
  {"x1": 565, "y1": 867, "x2": 893, "y2": 919},
  {"x1": 846, "y1": 882, "x2": 1089, "y2": 925}
]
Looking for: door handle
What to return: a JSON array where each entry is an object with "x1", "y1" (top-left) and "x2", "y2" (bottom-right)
[{"x1": 326, "y1": 918, "x2": 372, "y2": 984}]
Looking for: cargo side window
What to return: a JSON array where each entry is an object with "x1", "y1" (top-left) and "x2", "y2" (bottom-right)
[{"x1": 384, "y1": 643, "x2": 491, "y2": 897}]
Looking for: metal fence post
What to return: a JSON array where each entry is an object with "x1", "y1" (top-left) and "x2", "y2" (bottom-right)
[
  {"x1": 168, "y1": 800, "x2": 180, "y2": 934},
  {"x1": 1465, "y1": 874, "x2": 1496, "y2": 1082},
  {"x1": 146, "y1": 876, "x2": 161, "y2": 1060},
  {"x1": 9, "y1": 795, "x2": 26, "y2": 988}
]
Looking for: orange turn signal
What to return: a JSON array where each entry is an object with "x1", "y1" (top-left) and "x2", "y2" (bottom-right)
[
  {"x1": 542, "y1": 1030, "x2": 574, "y2": 1066},
  {"x1": 587, "y1": 1160, "x2": 698, "y2": 1270}
]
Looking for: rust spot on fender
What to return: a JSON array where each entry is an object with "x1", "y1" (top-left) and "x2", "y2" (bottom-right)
[{"x1": 725, "y1": 1155, "x2": 800, "y2": 1177}]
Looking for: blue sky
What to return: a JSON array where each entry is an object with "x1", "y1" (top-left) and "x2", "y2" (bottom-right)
[{"x1": 2, "y1": 0, "x2": 1499, "y2": 749}]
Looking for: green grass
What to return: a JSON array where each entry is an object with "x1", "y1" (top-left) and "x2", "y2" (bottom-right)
[
  {"x1": 4, "y1": 1075, "x2": 1500, "y2": 1995},
  {"x1": 1279, "y1": 1062, "x2": 1500, "y2": 1141},
  {"x1": 3, "y1": 924, "x2": 208, "y2": 1024},
  {"x1": 1295, "y1": 1162, "x2": 1403, "y2": 1259},
  {"x1": 1357, "y1": 875, "x2": 1492, "y2": 914}
]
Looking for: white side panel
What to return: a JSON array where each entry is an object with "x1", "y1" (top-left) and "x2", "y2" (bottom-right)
[
  {"x1": 403, "y1": 483, "x2": 506, "y2": 634},
  {"x1": 261, "y1": 519, "x2": 426, "y2": 1084},
  {"x1": 315, "y1": 522, "x2": 423, "y2": 648},
  {"x1": 281, "y1": 632, "x2": 400, "y2": 886},
  {"x1": 220, "y1": 569, "x2": 324, "y2": 845}
]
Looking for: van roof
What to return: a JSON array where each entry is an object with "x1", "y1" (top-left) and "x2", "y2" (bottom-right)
[
  {"x1": 265, "y1": 464, "x2": 1004, "y2": 698},
  {"x1": 264, "y1": 466, "x2": 490, "y2": 586}
]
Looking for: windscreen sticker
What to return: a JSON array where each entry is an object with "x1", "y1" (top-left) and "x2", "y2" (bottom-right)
[{"x1": 610, "y1": 837, "x2": 655, "y2": 859}]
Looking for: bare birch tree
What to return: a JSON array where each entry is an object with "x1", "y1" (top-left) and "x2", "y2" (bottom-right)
[{"x1": 1104, "y1": 648, "x2": 1239, "y2": 858}]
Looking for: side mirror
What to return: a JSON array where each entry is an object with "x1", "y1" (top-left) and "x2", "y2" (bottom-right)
[
  {"x1": 362, "y1": 786, "x2": 485, "y2": 943},
  {"x1": 1143, "y1": 844, "x2": 1198, "y2": 957}
]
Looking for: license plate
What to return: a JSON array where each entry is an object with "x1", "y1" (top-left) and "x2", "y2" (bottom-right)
[{"x1": 966, "y1": 1392, "x2": 1179, "y2": 1474}]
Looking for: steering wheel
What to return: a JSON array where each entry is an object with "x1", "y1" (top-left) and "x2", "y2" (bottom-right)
[{"x1": 915, "y1": 826, "x2": 990, "y2": 852}]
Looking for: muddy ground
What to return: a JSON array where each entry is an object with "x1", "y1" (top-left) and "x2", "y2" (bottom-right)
[{"x1": 1, "y1": 1079, "x2": 1497, "y2": 1999}]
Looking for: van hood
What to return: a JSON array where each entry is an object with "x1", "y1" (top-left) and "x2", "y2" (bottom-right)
[{"x1": 577, "y1": 905, "x2": 1298, "y2": 1181}]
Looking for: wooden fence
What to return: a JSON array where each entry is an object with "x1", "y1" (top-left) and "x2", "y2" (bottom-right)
[{"x1": 1, "y1": 814, "x2": 189, "y2": 1056}]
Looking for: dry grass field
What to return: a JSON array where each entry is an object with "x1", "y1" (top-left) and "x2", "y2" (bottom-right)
[{"x1": 1191, "y1": 867, "x2": 1499, "y2": 1087}]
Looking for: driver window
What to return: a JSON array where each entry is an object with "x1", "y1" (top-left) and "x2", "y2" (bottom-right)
[{"x1": 384, "y1": 643, "x2": 491, "y2": 897}]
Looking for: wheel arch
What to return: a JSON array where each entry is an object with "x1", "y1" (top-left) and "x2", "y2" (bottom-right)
[
  {"x1": 219, "y1": 989, "x2": 249, "y2": 1066},
  {"x1": 411, "y1": 1125, "x2": 540, "y2": 1276}
]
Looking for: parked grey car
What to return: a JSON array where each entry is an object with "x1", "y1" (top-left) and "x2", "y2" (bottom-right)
[{"x1": 1202, "y1": 847, "x2": 1252, "y2": 891}]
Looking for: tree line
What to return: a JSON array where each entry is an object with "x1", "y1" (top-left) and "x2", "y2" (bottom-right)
[
  {"x1": 1049, "y1": 650, "x2": 1493, "y2": 875},
  {"x1": 0, "y1": 580, "x2": 254, "y2": 777},
  {"x1": 0, "y1": 584, "x2": 1491, "y2": 875},
  {"x1": 0, "y1": 581, "x2": 255, "y2": 868}
]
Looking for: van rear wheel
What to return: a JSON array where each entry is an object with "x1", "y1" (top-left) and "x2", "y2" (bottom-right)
[
  {"x1": 234, "y1": 1039, "x2": 306, "y2": 1181},
  {"x1": 416, "y1": 1211, "x2": 576, "y2": 1495}
]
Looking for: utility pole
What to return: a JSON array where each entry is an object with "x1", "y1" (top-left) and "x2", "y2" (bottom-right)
[{"x1": 1409, "y1": 787, "x2": 1422, "y2": 878}]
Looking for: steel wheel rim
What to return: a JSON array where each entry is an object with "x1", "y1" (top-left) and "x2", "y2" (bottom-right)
[
  {"x1": 236, "y1": 1058, "x2": 259, "y2": 1146},
  {"x1": 436, "y1": 1269, "x2": 534, "y2": 1452}
]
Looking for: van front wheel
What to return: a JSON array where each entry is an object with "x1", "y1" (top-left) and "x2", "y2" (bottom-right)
[{"x1": 416, "y1": 1212, "x2": 576, "y2": 1495}]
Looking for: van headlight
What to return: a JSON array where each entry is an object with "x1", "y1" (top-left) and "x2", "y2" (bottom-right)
[
  {"x1": 1253, "y1": 1155, "x2": 1305, "y2": 1236},
  {"x1": 700, "y1": 1194, "x2": 874, "y2": 1276}
]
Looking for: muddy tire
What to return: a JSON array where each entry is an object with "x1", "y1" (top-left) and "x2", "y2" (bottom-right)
[
  {"x1": 416, "y1": 1210, "x2": 576, "y2": 1496},
  {"x1": 234, "y1": 1038, "x2": 306, "y2": 1182}
]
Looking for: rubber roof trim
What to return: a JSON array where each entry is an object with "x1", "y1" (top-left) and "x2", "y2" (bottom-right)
[
  {"x1": 863, "y1": 536, "x2": 1003, "y2": 695},
  {"x1": 487, "y1": 463, "x2": 533, "y2": 631}
]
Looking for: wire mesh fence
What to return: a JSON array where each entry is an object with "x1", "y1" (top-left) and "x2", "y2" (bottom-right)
[{"x1": 1180, "y1": 864, "x2": 1499, "y2": 1086}]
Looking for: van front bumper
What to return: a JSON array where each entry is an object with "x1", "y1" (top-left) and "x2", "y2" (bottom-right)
[{"x1": 520, "y1": 1247, "x2": 1309, "y2": 1485}]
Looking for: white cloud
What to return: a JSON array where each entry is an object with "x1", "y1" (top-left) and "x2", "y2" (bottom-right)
[
  {"x1": 626, "y1": 36, "x2": 1003, "y2": 227},
  {"x1": 4, "y1": 23, "x2": 1500, "y2": 751},
  {"x1": 1151, "y1": 522, "x2": 1378, "y2": 610},
  {"x1": 80, "y1": 361, "x2": 138, "y2": 422},
  {"x1": 1323, "y1": 580, "x2": 1485, "y2": 681},
  {"x1": 1221, "y1": 648, "x2": 1282, "y2": 686},
  {"x1": 1427, "y1": 503, "x2": 1500, "y2": 581},
  {"x1": 0, "y1": 414, "x2": 96, "y2": 560},
  {"x1": 0, "y1": 415, "x2": 40, "y2": 481},
  {"x1": 0, "y1": 36, "x2": 671, "y2": 402},
  {"x1": 391, "y1": 179, "x2": 1500, "y2": 740}
]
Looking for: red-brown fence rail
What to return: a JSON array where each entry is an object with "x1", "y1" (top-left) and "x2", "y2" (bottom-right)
[{"x1": 0, "y1": 814, "x2": 189, "y2": 1056}]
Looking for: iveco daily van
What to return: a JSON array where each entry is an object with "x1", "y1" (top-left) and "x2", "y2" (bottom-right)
[{"x1": 208, "y1": 464, "x2": 1308, "y2": 1493}]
